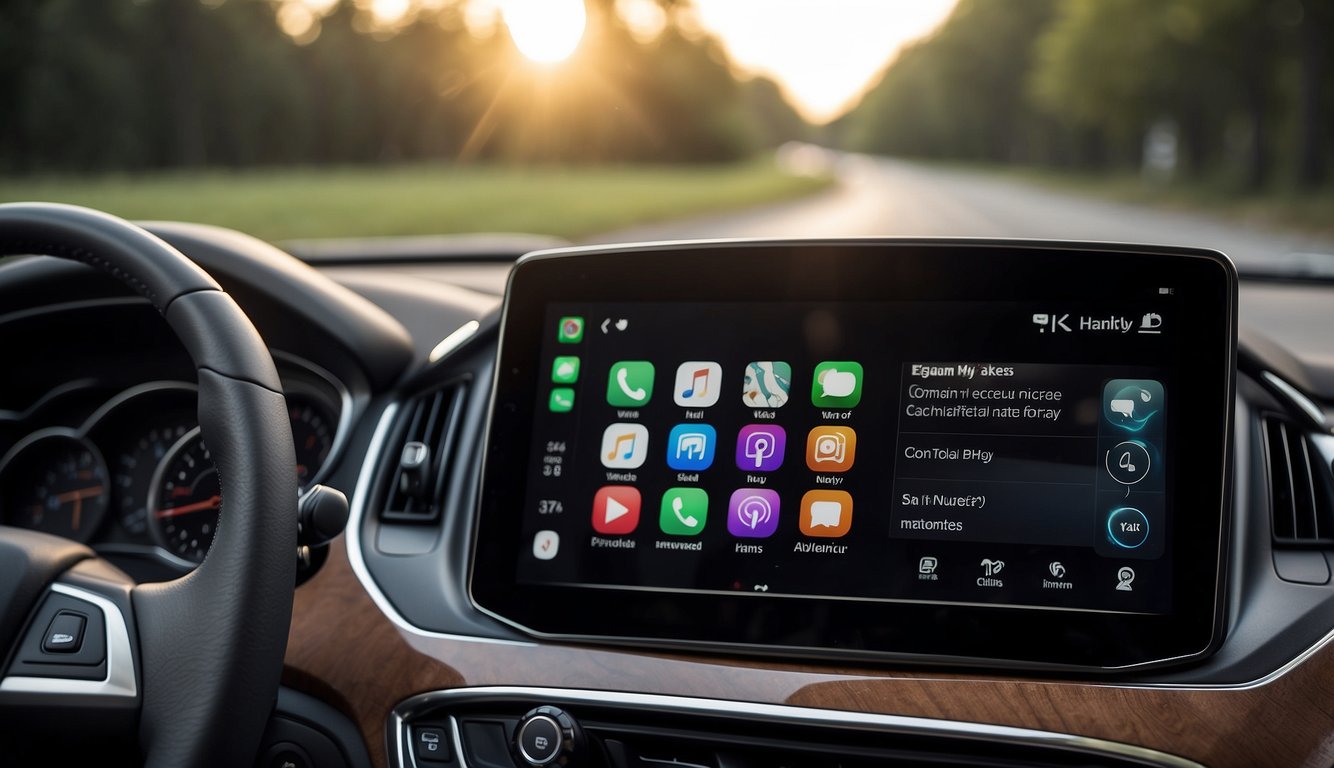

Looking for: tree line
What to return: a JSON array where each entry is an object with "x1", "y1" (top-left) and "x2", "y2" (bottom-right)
[
  {"x1": 0, "y1": 0, "x2": 808, "y2": 174},
  {"x1": 838, "y1": 0, "x2": 1332, "y2": 190}
]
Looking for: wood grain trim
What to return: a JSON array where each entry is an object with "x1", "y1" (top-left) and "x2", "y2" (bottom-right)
[{"x1": 285, "y1": 541, "x2": 1334, "y2": 768}]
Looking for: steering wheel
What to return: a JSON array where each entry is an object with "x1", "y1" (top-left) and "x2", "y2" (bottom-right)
[{"x1": 0, "y1": 203, "x2": 297, "y2": 766}]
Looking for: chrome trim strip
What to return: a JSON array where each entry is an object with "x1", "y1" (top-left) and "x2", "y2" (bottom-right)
[
  {"x1": 1261, "y1": 371, "x2": 1328, "y2": 429},
  {"x1": 388, "y1": 686, "x2": 1202, "y2": 768},
  {"x1": 272, "y1": 350, "x2": 358, "y2": 491},
  {"x1": 429, "y1": 320, "x2": 481, "y2": 364},
  {"x1": 0, "y1": 583, "x2": 137, "y2": 697},
  {"x1": 344, "y1": 401, "x2": 531, "y2": 647},
  {"x1": 78, "y1": 380, "x2": 196, "y2": 435}
]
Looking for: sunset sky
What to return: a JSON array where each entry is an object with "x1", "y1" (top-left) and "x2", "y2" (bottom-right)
[
  {"x1": 352, "y1": 0, "x2": 959, "y2": 124},
  {"x1": 689, "y1": 0, "x2": 957, "y2": 123}
]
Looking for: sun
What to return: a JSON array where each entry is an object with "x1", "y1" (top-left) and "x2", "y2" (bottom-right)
[{"x1": 501, "y1": 0, "x2": 587, "y2": 64}]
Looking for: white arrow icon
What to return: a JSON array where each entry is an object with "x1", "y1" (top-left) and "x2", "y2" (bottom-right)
[
  {"x1": 1056, "y1": 314, "x2": 1071, "y2": 332},
  {"x1": 604, "y1": 497, "x2": 629, "y2": 524}
]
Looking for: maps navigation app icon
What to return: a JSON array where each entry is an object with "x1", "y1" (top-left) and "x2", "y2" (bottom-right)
[{"x1": 742, "y1": 361, "x2": 792, "y2": 408}]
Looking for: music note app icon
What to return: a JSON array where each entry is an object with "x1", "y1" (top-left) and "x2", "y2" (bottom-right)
[
  {"x1": 600, "y1": 423, "x2": 649, "y2": 469},
  {"x1": 673, "y1": 361, "x2": 723, "y2": 408}
]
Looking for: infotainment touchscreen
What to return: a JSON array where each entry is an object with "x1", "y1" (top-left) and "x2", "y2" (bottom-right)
[{"x1": 472, "y1": 241, "x2": 1236, "y2": 669}]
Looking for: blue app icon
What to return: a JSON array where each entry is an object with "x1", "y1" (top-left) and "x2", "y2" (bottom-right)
[{"x1": 667, "y1": 424, "x2": 717, "y2": 471}]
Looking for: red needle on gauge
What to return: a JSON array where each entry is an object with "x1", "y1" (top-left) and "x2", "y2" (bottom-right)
[{"x1": 155, "y1": 495, "x2": 221, "y2": 519}]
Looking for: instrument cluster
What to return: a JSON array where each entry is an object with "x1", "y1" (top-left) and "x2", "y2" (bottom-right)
[{"x1": 0, "y1": 360, "x2": 346, "y2": 578}]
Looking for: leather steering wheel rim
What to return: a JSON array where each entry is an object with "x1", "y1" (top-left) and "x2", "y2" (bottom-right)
[{"x1": 0, "y1": 202, "x2": 297, "y2": 767}]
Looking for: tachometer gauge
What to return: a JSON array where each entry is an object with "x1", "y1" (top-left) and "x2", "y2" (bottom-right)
[
  {"x1": 288, "y1": 397, "x2": 334, "y2": 489},
  {"x1": 114, "y1": 422, "x2": 194, "y2": 536},
  {"x1": 148, "y1": 428, "x2": 219, "y2": 563},
  {"x1": 0, "y1": 432, "x2": 110, "y2": 542}
]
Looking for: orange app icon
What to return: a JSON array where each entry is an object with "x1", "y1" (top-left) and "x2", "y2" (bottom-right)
[
  {"x1": 806, "y1": 426, "x2": 856, "y2": 472},
  {"x1": 800, "y1": 490, "x2": 853, "y2": 537}
]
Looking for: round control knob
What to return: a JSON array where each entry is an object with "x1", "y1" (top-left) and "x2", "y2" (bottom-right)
[{"x1": 513, "y1": 706, "x2": 583, "y2": 767}]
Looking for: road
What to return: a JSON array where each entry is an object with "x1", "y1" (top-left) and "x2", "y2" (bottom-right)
[{"x1": 590, "y1": 155, "x2": 1334, "y2": 272}]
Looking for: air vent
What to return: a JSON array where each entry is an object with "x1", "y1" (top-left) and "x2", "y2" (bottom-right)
[
  {"x1": 1263, "y1": 415, "x2": 1334, "y2": 545},
  {"x1": 380, "y1": 382, "x2": 467, "y2": 522}
]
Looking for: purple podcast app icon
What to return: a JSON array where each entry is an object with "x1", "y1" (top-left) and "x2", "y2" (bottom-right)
[
  {"x1": 728, "y1": 489, "x2": 781, "y2": 538},
  {"x1": 735, "y1": 424, "x2": 786, "y2": 471}
]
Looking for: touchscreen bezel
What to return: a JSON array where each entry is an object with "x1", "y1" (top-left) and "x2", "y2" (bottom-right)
[{"x1": 470, "y1": 239, "x2": 1236, "y2": 671}]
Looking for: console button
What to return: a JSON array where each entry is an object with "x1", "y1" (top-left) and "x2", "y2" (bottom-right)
[
  {"x1": 414, "y1": 726, "x2": 451, "y2": 764},
  {"x1": 260, "y1": 741, "x2": 312, "y2": 768},
  {"x1": 1106, "y1": 507, "x2": 1149, "y2": 549},
  {"x1": 517, "y1": 716, "x2": 562, "y2": 765},
  {"x1": 41, "y1": 611, "x2": 86, "y2": 654}
]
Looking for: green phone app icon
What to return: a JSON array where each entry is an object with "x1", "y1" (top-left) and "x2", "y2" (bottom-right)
[
  {"x1": 811, "y1": 361, "x2": 864, "y2": 407},
  {"x1": 660, "y1": 487, "x2": 708, "y2": 536},
  {"x1": 606, "y1": 361, "x2": 655, "y2": 406},
  {"x1": 552, "y1": 356, "x2": 580, "y2": 383},
  {"x1": 549, "y1": 388, "x2": 575, "y2": 412}
]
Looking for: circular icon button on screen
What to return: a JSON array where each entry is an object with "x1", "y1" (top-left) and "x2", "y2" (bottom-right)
[
  {"x1": 1105, "y1": 441, "x2": 1151, "y2": 485},
  {"x1": 1107, "y1": 507, "x2": 1150, "y2": 549}
]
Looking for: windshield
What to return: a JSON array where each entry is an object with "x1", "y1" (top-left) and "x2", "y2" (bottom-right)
[{"x1": 2, "y1": 0, "x2": 1331, "y2": 278}]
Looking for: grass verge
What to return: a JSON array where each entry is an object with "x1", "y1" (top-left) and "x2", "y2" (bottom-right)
[
  {"x1": 974, "y1": 165, "x2": 1334, "y2": 239},
  {"x1": 0, "y1": 161, "x2": 832, "y2": 242}
]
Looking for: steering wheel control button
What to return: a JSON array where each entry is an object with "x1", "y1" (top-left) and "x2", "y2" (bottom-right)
[
  {"x1": 414, "y1": 726, "x2": 452, "y2": 764},
  {"x1": 1105, "y1": 441, "x2": 1151, "y2": 485},
  {"x1": 11, "y1": 592, "x2": 108, "y2": 677},
  {"x1": 513, "y1": 707, "x2": 583, "y2": 768},
  {"x1": 41, "y1": 611, "x2": 86, "y2": 653},
  {"x1": 1107, "y1": 507, "x2": 1150, "y2": 549}
]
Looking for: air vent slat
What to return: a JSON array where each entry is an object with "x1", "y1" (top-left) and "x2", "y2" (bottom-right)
[
  {"x1": 380, "y1": 381, "x2": 467, "y2": 523},
  {"x1": 1263, "y1": 414, "x2": 1334, "y2": 546}
]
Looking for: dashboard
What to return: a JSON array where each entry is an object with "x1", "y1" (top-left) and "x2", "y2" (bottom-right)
[{"x1": 3, "y1": 224, "x2": 1334, "y2": 768}]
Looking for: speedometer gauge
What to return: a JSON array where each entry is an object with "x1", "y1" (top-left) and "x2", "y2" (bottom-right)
[
  {"x1": 148, "y1": 428, "x2": 219, "y2": 563},
  {"x1": 0, "y1": 432, "x2": 110, "y2": 542},
  {"x1": 114, "y1": 421, "x2": 193, "y2": 535}
]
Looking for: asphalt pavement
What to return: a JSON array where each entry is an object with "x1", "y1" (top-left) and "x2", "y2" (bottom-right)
[{"x1": 589, "y1": 155, "x2": 1334, "y2": 272}]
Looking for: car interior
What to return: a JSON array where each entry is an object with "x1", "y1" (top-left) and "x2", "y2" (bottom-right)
[{"x1": 3, "y1": 2, "x2": 1334, "y2": 768}]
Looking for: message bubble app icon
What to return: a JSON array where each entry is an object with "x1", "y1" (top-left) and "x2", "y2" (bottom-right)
[
  {"x1": 551, "y1": 356, "x2": 580, "y2": 384},
  {"x1": 799, "y1": 490, "x2": 853, "y2": 537},
  {"x1": 667, "y1": 423, "x2": 716, "y2": 471},
  {"x1": 1102, "y1": 379, "x2": 1164, "y2": 433},
  {"x1": 811, "y1": 361, "x2": 864, "y2": 407},
  {"x1": 741, "y1": 361, "x2": 792, "y2": 408},
  {"x1": 728, "y1": 489, "x2": 780, "y2": 538},
  {"x1": 735, "y1": 424, "x2": 786, "y2": 472},
  {"x1": 805, "y1": 426, "x2": 856, "y2": 472}
]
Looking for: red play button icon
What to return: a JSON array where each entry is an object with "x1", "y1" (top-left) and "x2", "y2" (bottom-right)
[{"x1": 592, "y1": 486, "x2": 641, "y2": 535}]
